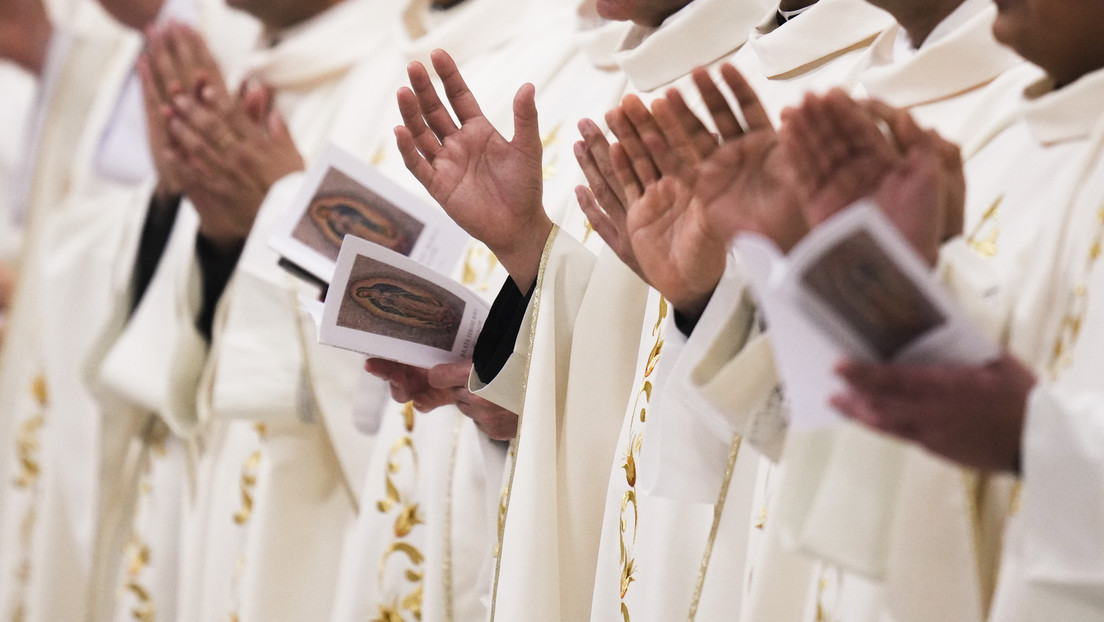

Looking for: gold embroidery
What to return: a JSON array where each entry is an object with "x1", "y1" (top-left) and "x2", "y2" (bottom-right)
[
  {"x1": 966, "y1": 196, "x2": 1002, "y2": 258},
  {"x1": 686, "y1": 433, "x2": 743, "y2": 621},
  {"x1": 618, "y1": 296, "x2": 668, "y2": 618},
  {"x1": 1048, "y1": 205, "x2": 1104, "y2": 378},
  {"x1": 8, "y1": 375, "x2": 49, "y2": 621},
  {"x1": 442, "y1": 418, "x2": 464, "y2": 622},
  {"x1": 374, "y1": 405, "x2": 424, "y2": 621},
  {"x1": 460, "y1": 245, "x2": 500, "y2": 292},
  {"x1": 229, "y1": 424, "x2": 267, "y2": 621}
]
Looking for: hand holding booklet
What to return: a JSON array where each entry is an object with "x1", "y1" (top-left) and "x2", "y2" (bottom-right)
[
  {"x1": 269, "y1": 144, "x2": 486, "y2": 367},
  {"x1": 735, "y1": 201, "x2": 1000, "y2": 429},
  {"x1": 318, "y1": 237, "x2": 488, "y2": 368}
]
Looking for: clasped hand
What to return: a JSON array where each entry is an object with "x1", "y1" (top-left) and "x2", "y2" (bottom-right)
[{"x1": 140, "y1": 21, "x2": 304, "y2": 251}]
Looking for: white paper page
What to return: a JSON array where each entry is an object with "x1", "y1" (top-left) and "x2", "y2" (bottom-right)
[
  {"x1": 320, "y1": 236, "x2": 489, "y2": 368},
  {"x1": 270, "y1": 143, "x2": 469, "y2": 282}
]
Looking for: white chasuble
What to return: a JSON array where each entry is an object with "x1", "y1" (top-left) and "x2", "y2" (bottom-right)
[
  {"x1": 93, "y1": 1, "x2": 394, "y2": 620},
  {"x1": 329, "y1": 2, "x2": 620, "y2": 621},
  {"x1": 470, "y1": 1, "x2": 778, "y2": 621},
  {"x1": 631, "y1": 3, "x2": 1037, "y2": 622},
  {"x1": 973, "y1": 68, "x2": 1104, "y2": 622}
]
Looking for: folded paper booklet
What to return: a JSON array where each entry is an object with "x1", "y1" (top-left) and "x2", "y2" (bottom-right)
[
  {"x1": 734, "y1": 200, "x2": 1000, "y2": 429},
  {"x1": 270, "y1": 143, "x2": 468, "y2": 285},
  {"x1": 319, "y1": 235, "x2": 490, "y2": 368}
]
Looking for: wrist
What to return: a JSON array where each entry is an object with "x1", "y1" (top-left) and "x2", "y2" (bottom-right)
[{"x1": 493, "y1": 215, "x2": 554, "y2": 292}]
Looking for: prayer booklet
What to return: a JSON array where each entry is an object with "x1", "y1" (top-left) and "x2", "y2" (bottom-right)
[
  {"x1": 270, "y1": 143, "x2": 468, "y2": 286},
  {"x1": 735, "y1": 201, "x2": 999, "y2": 428},
  {"x1": 315, "y1": 235, "x2": 489, "y2": 368}
]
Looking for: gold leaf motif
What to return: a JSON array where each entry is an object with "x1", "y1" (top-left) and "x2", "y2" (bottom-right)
[
  {"x1": 401, "y1": 583, "x2": 424, "y2": 620},
  {"x1": 622, "y1": 451, "x2": 636, "y2": 488},
  {"x1": 232, "y1": 451, "x2": 262, "y2": 525},
  {"x1": 402, "y1": 402, "x2": 416, "y2": 432},
  {"x1": 644, "y1": 339, "x2": 663, "y2": 377},
  {"x1": 372, "y1": 602, "x2": 407, "y2": 622},
  {"x1": 30, "y1": 375, "x2": 48, "y2": 407},
  {"x1": 394, "y1": 504, "x2": 424, "y2": 537},
  {"x1": 641, "y1": 381, "x2": 653, "y2": 402}
]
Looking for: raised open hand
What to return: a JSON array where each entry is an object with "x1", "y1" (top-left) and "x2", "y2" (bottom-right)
[
  {"x1": 781, "y1": 92, "x2": 964, "y2": 265},
  {"x1": 396, "y1": 48, "x2": 550, "y2": 291},
  {"x1": 623, "y1": 65, "x2": 805, "y2": 320},
  {"x1": 573, "y1": 116, "x2": 642, "y2": 275}
]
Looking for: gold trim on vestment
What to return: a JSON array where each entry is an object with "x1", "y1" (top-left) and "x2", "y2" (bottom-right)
[{"x1": 488, "y1": 225, "x2": 560, "y2": 621}]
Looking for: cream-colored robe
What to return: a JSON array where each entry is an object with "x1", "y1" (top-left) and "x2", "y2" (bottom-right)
[
  {"x1": 654, "y1": 3, "x2": 1039, "y2": 622},
  {"x1": 92, "y1": 1, "x2": 399, "y2": 620},
  {"x1": 326, "y1": 2, "x2": 625, "y2": 620},
  {"x1": 0, "y1": 2, "x2": 258, "y2": 619},
  {"x1": 960, "y1": 68, "x2": 1104, "y2": 622},
  {"x1": 465, "y1": 2, "x2": 905, "y2": 622}
]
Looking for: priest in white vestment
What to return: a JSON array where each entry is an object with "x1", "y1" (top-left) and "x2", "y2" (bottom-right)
[
  {"x1": 801, "y1": 2, "x2": 1104, "y2": 619},
  {"x1": 87, "y1": 1, "x2": 393, "y2": 620},
  {"x1": 619, "y1": 2, "x2": 1040, "y2": 621}
]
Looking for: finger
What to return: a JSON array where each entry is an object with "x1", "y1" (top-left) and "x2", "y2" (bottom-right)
[
  {"x1": 512, "y1": 82, "x2": 542, "y2": 160},
  {"x1": 835, "y1": 358, "x2": 964, "y2": 401},
  {"x1": 395, "y1": 125, "x2": 438, "y2": 190},
  {"x1": 430, "y1": 49, "x2": 485, "y2": 124},
  {"x1": 172, "y1": 94, "x2": 241, "y2": 151},
  {"x1": 167, "y1": 113, "x2": 225, "y2": 174},
  {"x1": 862, "y1": 99, "x2": 925, "y2": 153},
  {"x1": 608, "y1": 141, "x2": 643, "y2": 205},
  {"x1": 779, "y1": 100, "x2": 828, "y2": 193},
  {"x1": 577, "y1": 118, "x2": 628, "y2": 207},
  {"x1": 798, "y1": 93, "x2": 848, "y2": 180},
  {"x1": 364, "y1": 358, "x2": 399, "y2": 379},
  {"x1": 720, "y1": 63, "x2": 772, "y2": 132},
  {"x1": 145, "y1": 24, "x2": 183, "y2": 99},
  {"x1": 165, "y1": 21, "x2": 203, "y2": 95},
  {"x1": 692, "y1": 66, "x2": 743, "y2": 140},
  {"x1": 137, "y1": 56, "x2": 173, "y2": 131},
  {"x1": 831, "y1": 391, "x2": 921, "y2": 442},
  {"x1": 426, "y1": 360, "x2": 472, "y2": 389},
  {"x1": 663, "y1": 88, "x2": 718, "y2": 158},
  {"x1": 607, "y1": 101, "x2": 658, "y2": 189},
  {"x1": 639, "y1": 107, "x2": 690, "y2": 178},
  {"x1": 822, "y1": 91, "x2": 896, "y2": 163},
  {"x1": 651, "y1": 97, "x2": 705, "y2": 168},
  {"x1": 575, "y1": 185, "x2": 622, "y2": 251},
  {"x1": 574, "y1": 139, "x2": 625, "y2": 218},
  {"x1": 396, "y1": 86, "x2": 441, "y2": 160},
  {"x1": 407, "y1": 60, "x2": 459, "y2": 140}
]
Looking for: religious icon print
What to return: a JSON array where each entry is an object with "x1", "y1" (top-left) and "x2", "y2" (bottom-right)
[
  {"x1": 292, "y1": 167, "x2": 425, "y2": 260},
  {"x1": 336, "y1": 255, "x2": 465, "y2": 351},
  {"x1": 800, "y1": 229, "x2": 946, "y2": 360}
]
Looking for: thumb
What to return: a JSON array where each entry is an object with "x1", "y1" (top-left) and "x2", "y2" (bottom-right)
[
  {"x1": 267, "y1": 108, "x2": 292, "y2": 142},
  {"x1": 512, "y1": 82, "x2": 541, "y2": 159},
  {"x1": 427, "y1": 360, "x2": 473, "y2": 390}
]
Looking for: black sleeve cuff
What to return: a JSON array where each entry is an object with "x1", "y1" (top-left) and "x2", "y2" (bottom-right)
[
  {"x1": 130, "y1": 193, "x2": 182, "y2": 315},
  {"x1": 194, "y1": 234, "x2": 244, "y2": 342},
  {"x1": 673, "y1": 308, "x2": 699, "y2": 337},
  {"x1": 472, "y1": 277, "x2": 534, "y2": 385}
]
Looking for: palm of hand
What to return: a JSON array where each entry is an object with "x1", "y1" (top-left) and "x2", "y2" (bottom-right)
[
  {"x1": 870, "y1": 157, "x2": 948, "y2": 265},
  {"x1": 427, "y1": 118, "x2": 543, "y2": 254},
  {"x1": 697, "y1": 132, "x2": 805, "y2": 251},
  {"x1": 629, "y1": 173, "x2": 726, "y2": 312}
]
